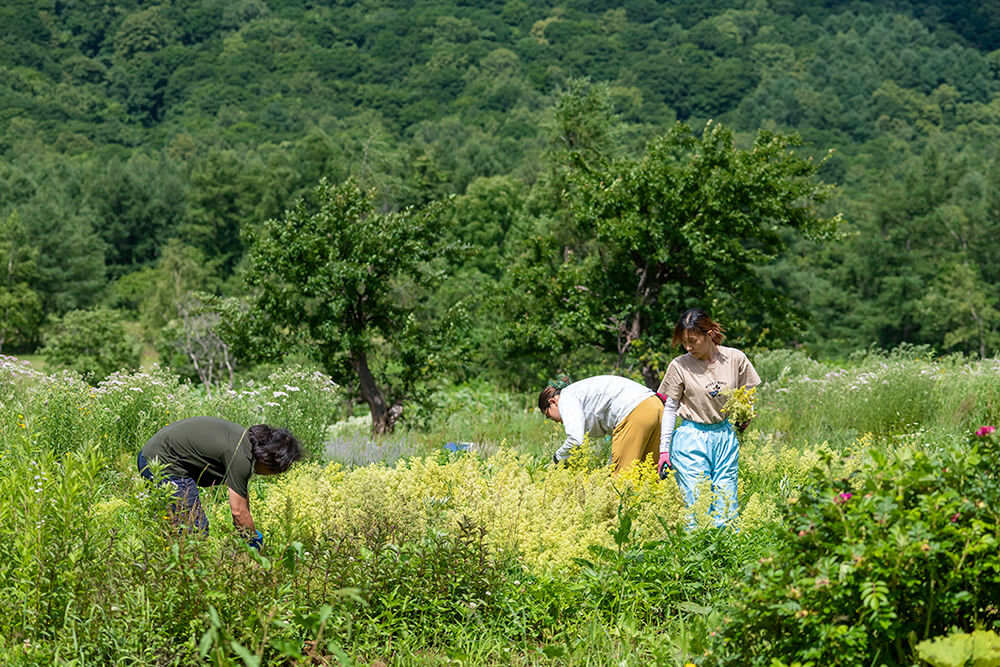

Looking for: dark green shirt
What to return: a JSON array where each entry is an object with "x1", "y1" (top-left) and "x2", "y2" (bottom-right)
[{"x1": 141, "y1": 417, "x2": 254, "y2": 498}]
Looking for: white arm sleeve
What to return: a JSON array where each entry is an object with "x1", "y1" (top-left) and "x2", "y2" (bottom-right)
[
  {"x1": 555, "y1": 395, "x2": 585, "y2": 461},
  {"x1": 659, "y1": 397, "x2": 678, "y2": 454}
]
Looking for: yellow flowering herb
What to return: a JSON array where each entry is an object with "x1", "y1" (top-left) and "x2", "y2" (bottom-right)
[{"x1": 720, "y1": 385, "x2": 757, "y2": 425}]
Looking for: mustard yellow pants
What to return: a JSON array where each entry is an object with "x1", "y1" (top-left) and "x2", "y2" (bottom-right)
[{"x1": 611, "y1": 395, "x2": 663, "y2": 473}]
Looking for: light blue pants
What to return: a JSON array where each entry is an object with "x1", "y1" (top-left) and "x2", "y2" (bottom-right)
[{"x1": 671, "y1": 419, "x2": 739, "y2": 528}]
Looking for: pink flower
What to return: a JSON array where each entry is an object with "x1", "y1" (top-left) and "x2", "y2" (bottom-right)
[
  {"x1": 835, "y1": 492, "x2": 852, "y2": 504},
  {"x1": 976, "y1": 425, "x2": 996, "y2": 437},
  {"x1": 950, "y1": 513, "x2": 960, "y2": 522}
]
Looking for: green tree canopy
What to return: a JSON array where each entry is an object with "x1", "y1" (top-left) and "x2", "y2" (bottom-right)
[
  {"x1": 501, "y1": 115, "x2": 842, "y2": 386},
  {"x1": 238, "y1": 178, "x2": 460, "y2": 433},
  {"x1": 0, "y1": 211, "x2": 42, "y2": 352}
]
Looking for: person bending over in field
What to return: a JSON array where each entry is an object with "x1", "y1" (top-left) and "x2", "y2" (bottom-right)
[
  {"x1": 539, "y1": 374, "x2": 663, "y2": 473},
  {"x1": 137, "y1": 416, "x2": 303, "y2": 550},
  {"x1": 657, "y1": 308, "x2": 760, "y2": 528}
]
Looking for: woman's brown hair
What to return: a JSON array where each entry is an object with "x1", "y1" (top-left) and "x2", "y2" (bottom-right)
[{"x1": 671, "y1": 308, "x2": 725, "y2": 346}]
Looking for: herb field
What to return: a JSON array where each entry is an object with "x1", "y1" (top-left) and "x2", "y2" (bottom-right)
[{"x1": 0, "y1": 349, "x2": 998, "y2": 666}]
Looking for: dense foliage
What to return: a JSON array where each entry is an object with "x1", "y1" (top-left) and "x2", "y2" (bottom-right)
[
  {"x1": 0, "y1": 351, "x2": 998, "y2": 664},
  {"x1": 2, "y1": 1, "x2": 1000, "y2": 399},
  {"x1": 40, "y1": 307, "x2": 141, "y2": 383},
  {"x1": 501, "y1": 111, "x2": 841, "y2": 385},
  {"x1": 707, "y1": 433, "x2": 1000, "y2": 665},
  {"x1": 239, "y1": 178, "x2": 462, "y2": 433}
]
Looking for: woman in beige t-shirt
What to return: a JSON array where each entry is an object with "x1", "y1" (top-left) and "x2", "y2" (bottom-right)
[{"x1": 657, "y1": 308, "x2": 760, "y2": 528}]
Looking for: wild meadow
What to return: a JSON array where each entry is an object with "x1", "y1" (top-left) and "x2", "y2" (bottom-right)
[{"x1": 0, "y1": 347, "x2": 998, "y2": 666}]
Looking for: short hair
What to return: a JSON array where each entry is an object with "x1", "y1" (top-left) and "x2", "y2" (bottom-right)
[
  {"x1": 538, "y1": 385, "x2": 560, "y2": 413},
  {"x1": 672, "y1": 308, "x2": 725, "y2": 347},
  {"x1": 248, "y1": 424, "x2": 304, "y2": 473}
]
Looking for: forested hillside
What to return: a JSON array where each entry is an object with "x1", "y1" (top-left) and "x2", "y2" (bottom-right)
[{"x1": 2, "y1": 0, "x2": 999, "y2": 389}]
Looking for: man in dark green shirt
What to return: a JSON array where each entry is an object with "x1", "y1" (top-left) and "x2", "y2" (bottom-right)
[{"x1": 138, "y1": 416, "x2": 303, "y2": 549}]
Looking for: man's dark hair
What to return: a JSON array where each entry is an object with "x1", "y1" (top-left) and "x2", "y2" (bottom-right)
[
  {"x1": 248, "y1": 425, "x2": 304, "y2": 473},
  {"x1": 538, "y1": 385, "x2": 560, "y2": 413}
]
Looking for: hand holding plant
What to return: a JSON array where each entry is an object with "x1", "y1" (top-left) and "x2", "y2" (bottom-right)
[{"x1": 721, "y1": 385, "x2": 757, "y2": 432}]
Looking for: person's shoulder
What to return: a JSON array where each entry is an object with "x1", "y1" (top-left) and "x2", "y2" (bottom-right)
[
  {"x1": 595, "y1": 374, "x2": 650, "y2": 389},
  {"x1": 719, "y1": 346, "x2": 749, "y2": 361},
  {"x1": 177, "y1": 416, "x2": 241, "y2": 427},
  {"x1": 670, "y1": 353, "x2": 697, "y2": 371}
]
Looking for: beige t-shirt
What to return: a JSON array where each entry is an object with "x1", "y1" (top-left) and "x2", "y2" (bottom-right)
[{"x1": 657, "y1": 346, "x2": 760, "y2": 424}]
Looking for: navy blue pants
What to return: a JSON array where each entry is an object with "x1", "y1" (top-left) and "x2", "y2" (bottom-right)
[{"x1": 137, "y1": 451, "x2": 209, "y2": 532}]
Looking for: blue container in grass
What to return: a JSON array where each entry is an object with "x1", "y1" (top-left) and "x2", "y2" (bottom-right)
[{"x1": 444, "y1": 441, "x2": 471, "y2": 453}]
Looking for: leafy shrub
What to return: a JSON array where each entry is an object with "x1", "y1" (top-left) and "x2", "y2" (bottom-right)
[
  {"x1": 3, "y1": 361, "x2": 342, "y2": 462},
  {"x1": 255, "y1": 450, "x2": 690, "y2": 574},
  {"x1": 92, "y1": 365, "x2": 195, "y2": 457},
  {"x1": 15, "y1": 369, "x2": 97, "y2": 456},
  {"x1": 40, "y1": 307, "x2": 141, "y2": 383},
  {"x1": 915, "y1": 629, "x2": 1000, "y2": 667},
  {"x1": 205, "y1": 364, "x2": 341, "y2": 457},
  {"x1": 736, "y1": 431, "x2": 870, "y2": 528},
  {"x1": 706, "y1": 428, "x2": 1000, "y2": 666},
  {"x1": 571, "y1": 500, "x2": 777, "y2": 625}
]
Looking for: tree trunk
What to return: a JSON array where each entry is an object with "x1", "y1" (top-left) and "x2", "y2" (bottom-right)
[
  {"x1": 351, "y1": 344, "x2": 402, "y2": 434},
  {"x1": 971, "y1": 304, "x2": 986, "y2": 359},
  {"x1": 640, "y1": 363, "x2": 661, "y2": 390},
  {"x1": 631, "y1": 258, "x2": 666, "y2": 390}
]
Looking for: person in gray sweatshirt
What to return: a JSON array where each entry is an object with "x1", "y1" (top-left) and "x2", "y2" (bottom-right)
[{"x1": 538, "y1": 375, "x2": 663, "y2": 473}]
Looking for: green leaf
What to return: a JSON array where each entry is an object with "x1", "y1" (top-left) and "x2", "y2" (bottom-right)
[
  {"x1": 676, "y1": 601, "x2": 712, "y2": 615},
  {"x1": 230, "y1": 640, "x2": 261, "y2": 667},
  {"x1": 542, "y1": 645, "x2": 568, "y2": 658}
]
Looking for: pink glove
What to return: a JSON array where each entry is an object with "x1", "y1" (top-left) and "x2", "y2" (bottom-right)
[{"x1": 658, "y1": 451, "x2": 671, "y2": 478}]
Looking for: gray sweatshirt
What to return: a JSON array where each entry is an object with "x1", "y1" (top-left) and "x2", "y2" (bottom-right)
[{"x1": 554, "y1": 375, "x2": 654, "y2": 461}]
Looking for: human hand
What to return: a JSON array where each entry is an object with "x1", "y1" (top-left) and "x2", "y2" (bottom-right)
[{"x1": 657, "y1": 452, "x2": 671, "y2": 479}]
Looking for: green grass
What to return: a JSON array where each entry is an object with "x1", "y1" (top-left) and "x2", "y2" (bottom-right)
[
  {"x1": 0, "y1": 349, "x2": 997, "y2": 665},
  {"x1": 9, "y1": 353, "x2": 46, "y2": 371}
]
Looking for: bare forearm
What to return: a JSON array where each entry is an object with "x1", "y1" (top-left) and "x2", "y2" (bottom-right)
[
  {"x1": 231, "y1": 509, "x2": 254, "y2": 530},
  {"x1": 228, "y1": 488, "x2": 255, "y2": 532}
]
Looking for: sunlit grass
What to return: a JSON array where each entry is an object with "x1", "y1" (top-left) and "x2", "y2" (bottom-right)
[{"x1": 0, "y1": 349, "x2": 997, "y2": 664}]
